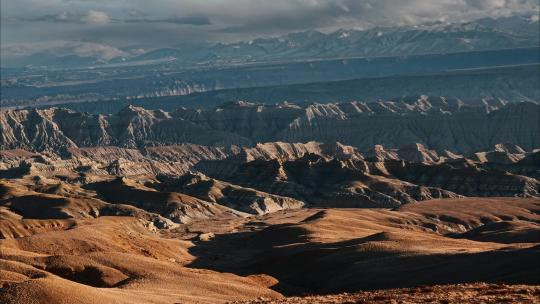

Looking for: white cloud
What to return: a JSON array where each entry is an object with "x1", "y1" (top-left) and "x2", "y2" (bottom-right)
[
  {"x1": 82, "y1": 10, "x2": 110, "y2": 24},
  {"x1": 73, "y1": 42, "x2": 126, "y2": 60},
  {"x1": 1, "y1": 41, "x2": 127, "y2": 61},
  {"x1": 465, "y1": 0, "x2": 507, "y2": 9},
  {"x1": 1, "y1": 0, "x2": 538, "y2": 48}
]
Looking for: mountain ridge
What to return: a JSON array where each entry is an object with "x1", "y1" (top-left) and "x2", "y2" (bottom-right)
[
  {"x1": 3, "y1": 14, "x2": 538, "y2": 69},
  {"x1": 2, "y1": 99, "x2": 538, "y2": 153}
]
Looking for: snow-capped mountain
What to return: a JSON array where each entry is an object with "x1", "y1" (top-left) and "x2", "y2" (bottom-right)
[
  {"x1": 195, "y1": 14, "x2": 538, "y2": 63},
  {"x1": 3, "y1": 14, "x2": 538, "y2": 69}
]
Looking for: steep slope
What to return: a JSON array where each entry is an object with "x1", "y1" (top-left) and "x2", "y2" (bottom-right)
[
  {"x1": 196, "y1": 143, "x2": 539, "y2": 202},
  {"x1": 175, "y1": 99, "x2": 540, "y2": 153},
  {"x1": 201, "y1": 153, "x2": 459, "y2": 208},
  {"x1": 384, "y1": 157, "x2": 540, "y2": 197},
  {"x1": 1, "y1": 142, "x2": 538, "y2": 203},
  {"x1": 0, "y1": 109, "x2": 77, "y2": 153},
  {"x1": 2, "y1": 184, "x2": 538, "y2": 304},
  {"x1": 0, "y1": 106, "x2": 251, "y2": 152},
  {"x1": 86, "y1": 177, "x2": 246, "y2": 224},
  {"x1": 0, "y1": 215, "x2": 280, "y2": 304},
  {"x1": 0, "y1": 180, "x2": 178, "y2": 235},
  {"x1": 187, "y1": 198, "x2": 540, "y2": 296},
  {"x1": 238, "y1": 141, "x2": 362, "y2": 162},
  {"x1": 2, "y1": 100, "x2": 538, "y2": 154},
  {"x1": 156, "y1": 172, "x2": 304, "y2": 215}
]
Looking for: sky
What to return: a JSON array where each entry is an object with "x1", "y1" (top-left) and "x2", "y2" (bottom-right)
[{"x1": 1, "y1": 0, "x2": 539, "y2": 59}]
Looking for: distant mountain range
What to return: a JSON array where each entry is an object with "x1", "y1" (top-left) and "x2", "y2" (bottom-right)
[
  {"x1": 163, "y1": 14, "x2": 539, "y2": 64},
  {"x1": 47, "y1": 64, "x2": 539, "y2": 113},
  {"x1": 3, "y1": 14, "x2": 538, "y2": 69}
]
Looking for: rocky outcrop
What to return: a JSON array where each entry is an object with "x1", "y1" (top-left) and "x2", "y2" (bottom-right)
[
  {"x1": 2, "y1": 99, "x2": 538, "y2": 154},
  {"x1": 384, "y1": 159, "x2": 540, "y2": 198},
  {"x1": 0, "y1": 106, "x2": 251, "y2": 152},
  {"x1": 0, "y1": 108, "x2": 77, "y2": 154},
  {"x1": 237, "y1": 141, "x2": 362, "y2": 162},
  {"x1": 195, "y1": 143, "x2": 539, "y2": 202},
  {"x1": 0, "y1": 180, "x2": 178, "y2": 231},
  {"x1": 156, "y1": 172, "x2": 304, "y2": 215},
  {"x1": 86, "y1": 177, "x2": 247, "y2": 224},
  {"x1": 470, "y1": 145, "x2": 540, "y2": 180},
  {"x1": 200, "y1": 153, "x2": 460, "y2": 208},
  {"x1": 1, "y1": 141, "x2": 538, "y2": 210},
  {"x1": 0, "y1": 144, "x2": 241, "y2": 181},
  {"x1": 175, "y1": 99, "x2": 539, "y2": 153},
  {"x1": 395, "y1": 143, "x2": 441, "y2": 163}
]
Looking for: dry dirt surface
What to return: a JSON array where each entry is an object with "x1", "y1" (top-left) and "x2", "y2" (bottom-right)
[
  {"x1": 231, "y1": 283, "x2": 540, "y2": 304},
  {"x1": 1, "y1": 192, "x2": 539, "y2": 303}
]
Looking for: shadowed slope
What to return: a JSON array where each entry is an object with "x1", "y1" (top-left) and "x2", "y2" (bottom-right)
[{"x1": 186, "y1": 198, "x2": 540, "y2": 295}]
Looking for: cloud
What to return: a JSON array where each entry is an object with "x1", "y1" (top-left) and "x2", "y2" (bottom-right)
[
  {"x1": 1, "y1": 41, "x2": 128, "y2": 61},
  {"x1": 72, "y1": 42, "x2": 126, "y2": 60},
  {"x1": 4, "y1": 10, "x2": 110, "y2": 24},
  {"x1": 82, "y1": 10, "x2": 110, "y2": 24},
  {"x1": 465, "y1": 0, "x2": 509, "y2": 10},
  {"x1": 4, "y1": 11, "x2": 209, "y2": 26},
  {"x1": 2, "y1": 12, "x2": 75, "y2": 23},
  {"x1": 121, "y1": 14, "x2": 211, "y2": 26},
  {"x1": 1, "y1": 0, "x2": 538, "y2": 51}
]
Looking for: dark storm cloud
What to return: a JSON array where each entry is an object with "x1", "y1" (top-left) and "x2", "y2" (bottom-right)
[
  {"x1": 12, "y1": 13, "x2": 84, "y2": 23},
  {"x1": 1, "y1": 0, "x2": 539, "y2": 54},
  {"x1": 215, "y1": 0, "x2": 539, "y2": 35},
  {"x1": 121, "y1": 14, "x2": 211, "y2": 26},
  {"x1": 7, "y1": 13, "x2": 211, "y2": 26},
  {"x1": 217, "y1": 1, "x2": 357, "y2": 34},
  {"x1": 3, "y1": 10, "x2": 111, "y2": 25}
]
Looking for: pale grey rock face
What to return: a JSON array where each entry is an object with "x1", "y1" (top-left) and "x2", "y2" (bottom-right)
[
  {"x1": 1, "y1": 99, "x2": 538, "y2": 154},
  {"x1": 0, "y1": 106, "x2": 252, "y2": 152},
  {"x1": 85, "y1": 177, "x2": 247, "y2": 224},
  {"x1": 175, "y1": 99, "x2": 539, "y2": 153},
  {"x1": 156, "y1": 172, "x2": 304, "y2": 215},
  {"x1": 1, "y1": 141, "x2": 538, "y2": 213},
  {"x1": 1, "y1": 98, "x2": 538, "y2": 212},
  {"x1": 193, "y1": 143, "x2": 539, "y2": 203},
  {"x1": 196, "y1": 153, "x2": 462, "y2": 208}
]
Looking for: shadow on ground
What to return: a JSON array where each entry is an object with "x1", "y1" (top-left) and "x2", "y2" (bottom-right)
[{"x1": 186, "y1": 222, "x2": 540, "y2": 296}]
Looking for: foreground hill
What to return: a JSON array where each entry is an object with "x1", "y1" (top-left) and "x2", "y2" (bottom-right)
[{"x1": 1, "y1": 196, "x2": 539, "y2": 303}]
